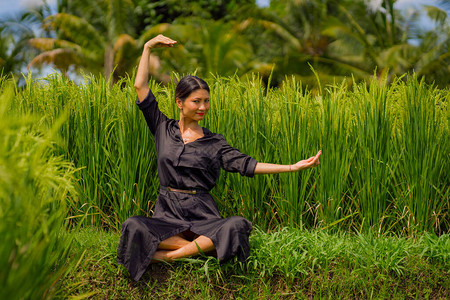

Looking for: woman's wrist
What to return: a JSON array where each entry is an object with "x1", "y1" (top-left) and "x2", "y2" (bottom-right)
[
  {"x1": 143, "y1": 43, "x2": 152, "y2": 52},
  {"x1": 289, "y1": 164, "x2": 300, "y2": 172}
]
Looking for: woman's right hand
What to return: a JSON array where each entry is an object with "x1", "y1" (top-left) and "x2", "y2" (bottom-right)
[
  {"x1": 135, "y1": 35, "x2": 177, "y2": 102},
  {"x1": 145, "y1": 34, "x2": 177, "y2": 50}
]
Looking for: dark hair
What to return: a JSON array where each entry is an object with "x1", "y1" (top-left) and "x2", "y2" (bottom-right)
[{"x1": 175, "y1": 76, "x2": 210, "y2": 102}]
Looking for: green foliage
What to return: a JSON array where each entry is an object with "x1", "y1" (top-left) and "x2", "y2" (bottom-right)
[
  {"x1": 9, "y1": 73, "x2": 448, "y2": 235},
  {"x1": 31, "y1": 0, "x2": 260, "y2": 84},
  {"x1": 17, "y1": 0, "x2": 450, "y2": 88},
  {"x1": 420, "y1": 232, "x2": 450, "y2": 266},
  {"x1": 58, "y1": 227, "x2": 450, "y2": 298},
  {"x1": 138, "y1": 20, "x2": 270, "y2": 80},
  {"x1": 0, "y1": 12, "x2": 42, "y2": 83},
  {"x1": 0, "y1": 76, "x2": 77, "y2": 299},
  {"x1": 248, "y1": 0, "x2": 450, "y2": 88},
  {"x1": 133, "y1": 0, "x2": 255, "y2": 28}
]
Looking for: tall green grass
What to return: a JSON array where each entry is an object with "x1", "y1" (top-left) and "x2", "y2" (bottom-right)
[
  {"x1": 0, "y1": 77, "x2": 77, "y2": 299},
  {"x1": 9, "y1": 73, "x2": 449, "y2": 235}
]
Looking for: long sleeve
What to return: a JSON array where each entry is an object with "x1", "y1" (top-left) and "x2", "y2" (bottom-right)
[
  {"x1": 219, "y1": 137, "x2": 257, "y2": 177},
  {"x1": 136, "y1": 89, "x2": 168, "y2": 135}
]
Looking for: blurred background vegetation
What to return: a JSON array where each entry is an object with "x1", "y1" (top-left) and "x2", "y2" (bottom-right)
[{"x1": 1, "y1": 0, "x2": 449, "y2": 88}]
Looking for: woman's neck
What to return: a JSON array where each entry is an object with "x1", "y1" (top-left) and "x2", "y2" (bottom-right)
[{"x1": 178, "y1": 115, "x2": 200, "y2": 133}]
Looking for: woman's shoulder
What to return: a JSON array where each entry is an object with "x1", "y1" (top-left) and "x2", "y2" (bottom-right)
[{"x1": 202, "y1": 127, "x2": 225, "y2": 141}]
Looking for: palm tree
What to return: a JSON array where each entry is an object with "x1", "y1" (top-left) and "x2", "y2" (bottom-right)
[
  {"x1": 406, "y1": 5, "x2": 449, "y2": 87},
  {"x1": 0, "y1": 27, "x2": 25, "y2": 77},
  {"x1": 28, "y1": 0, "x2": 262, "y2": 84},
  {"x1": 28, "y1": 0, "x2": 138, "y2": 83},
  {"x1": 0, "y1": 9, "x2": 46, "y2": 83},
  {"x1": 330, "y1": 0, "x2": 449, "y2": 87},
  {"x1": 135, "y1": 19, "x2": 271, "y2": 80},
  {"x1": 244, "y1": 0, "x2": 449, "y2": 87},
  {"x1": 240, "y1": 0, "x2": 371, "y2": 87}
]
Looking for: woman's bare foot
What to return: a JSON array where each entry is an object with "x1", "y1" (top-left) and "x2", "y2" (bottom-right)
[
  {"x1": 151, "y1": 250, "x2": 173, "y2": 263},
  {"x1": 151, "y1": 235, "x2": 216, "y2": 263}
]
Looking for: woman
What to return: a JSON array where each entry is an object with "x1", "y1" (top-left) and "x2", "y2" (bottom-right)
[{"x1": 117, "y1": 35, "x2": 321, "y2": 281}]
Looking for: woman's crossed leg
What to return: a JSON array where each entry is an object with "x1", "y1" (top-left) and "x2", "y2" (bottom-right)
[{"x1": 152, "y1": 231, "x2": 215, "y2": 262}]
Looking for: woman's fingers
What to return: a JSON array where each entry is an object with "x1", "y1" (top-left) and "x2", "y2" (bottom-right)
[
  {"x1": 314, "y1": 150, "x2": 321, "y2": 165},
  {"x1": 297, "y1": 150, "x2": 322, "y2": 170},
  {"x1": 309, "y1": 150, "x2": 321, "y2": 165},
  {"x1": 305, "y1": 156, "x2": 315, "y2": 163},
  {"x1": 306, "y1": 150, "x2": 321, "y2": 161},
  {"x1": 157, "y1": 35, "x2": 177, "y2": 46},
  {"x1": 315, "y1": 150, "x2": 322, "y2": 159},
  {"x1": 146, "y1": 34, "x2": 177, "y2": 49}
]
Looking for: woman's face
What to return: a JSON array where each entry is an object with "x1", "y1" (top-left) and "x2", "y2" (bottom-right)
[{"x1": 177, "y1": 89, "x2": 210, "y2": 121}]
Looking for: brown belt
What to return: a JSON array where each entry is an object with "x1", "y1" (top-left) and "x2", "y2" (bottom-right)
[{"x1": 160, "y1": 186, "x2": 209, "y2": 195}]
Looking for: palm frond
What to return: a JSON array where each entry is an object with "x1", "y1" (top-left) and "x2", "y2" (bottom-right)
[
  {"x1": 257, "y1": 19, "x2": 302, "y2": 51},
  {"x1": 137, "y1": 23, "x2": 173, "y2": 46},
  {"x1": 424, "y1": 5, "x2": 448, "y2": 25},
  {"x1": 113, "y1": 34, "x2": 138, "y2": 75},
  {"x1": 27, "y1": 48, "x2": 80, "y2": 71},
  {"x1": 28, "y1": 37, "x2": 81, "y2": 52},
  {"x1": 44, "y1": 13, "x2": 105, "y2": 49}
]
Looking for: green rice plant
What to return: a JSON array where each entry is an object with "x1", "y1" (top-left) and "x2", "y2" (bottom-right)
[
  {"x1": 315, "y1": 81, "x2": 356, "y2": 230},
  {"x1": 205, "y1": 75, "x2": 276, "y2": 226},
  {"x1": 349, "y1": 76, "x2": 395, "y2": 232},
  {"x1": 94, "y1": 77, "x2": 159, "y2": 228},
  {"x1": 0, "y1": 77, "x2": 77, "y2": 299},
  {"x1": 274, "y1": 78, "x2": 321, "y2": 228},
  {"x1": 249, "y1": 227, "x2": 310, "y2": 279},
  {"x1": 9, "y1": 72, "x2": 448, "y2": 235},
  {"x1": 16, "y1": 74, "x2": 160, "y2": 229},
  {"x1": 391, "y1": 76, "x2": 449, "y2": 234}
]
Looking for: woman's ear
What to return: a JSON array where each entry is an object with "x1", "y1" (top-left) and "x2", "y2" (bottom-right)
[{"x1": 176, "y1": 98, "x2": 183, "y2": 110}]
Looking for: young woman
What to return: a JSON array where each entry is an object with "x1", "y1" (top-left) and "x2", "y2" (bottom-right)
[{"x1": 117, "y1": 34, "x2": 321, "y2": 281}]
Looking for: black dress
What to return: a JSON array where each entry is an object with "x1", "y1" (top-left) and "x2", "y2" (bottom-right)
[{"x1": 117, "y1": 90, "x2": 257, "y2": 281}]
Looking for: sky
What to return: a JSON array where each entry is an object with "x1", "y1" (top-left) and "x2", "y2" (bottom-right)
[
  {"x1": 0, "y1": 0, "x2": 56, "y2": 18},
  {"x1": 0, "y1": 0, "x2": 448, "y2": 19}
]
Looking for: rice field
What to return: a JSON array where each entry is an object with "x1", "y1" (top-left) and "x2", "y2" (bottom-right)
[
  {"x1": 1, "y1": 73, "x2": 448, "y2": 298},
  {"x1": 5, "y1": 73, "x2": 449, "y2": 234}
]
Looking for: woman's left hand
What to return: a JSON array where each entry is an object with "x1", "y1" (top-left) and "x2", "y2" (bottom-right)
[{"x1": 292, "y1": 150, "x2": 321, "y2": 172}]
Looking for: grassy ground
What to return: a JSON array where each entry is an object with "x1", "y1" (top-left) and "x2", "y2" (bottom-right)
[{"x1": 56, "y1": 227, "x2": 449, "y2": 299}]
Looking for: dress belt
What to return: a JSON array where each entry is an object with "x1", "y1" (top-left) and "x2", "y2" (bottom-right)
[{"x1": 160, "y1": 186, "x2": 209, "y2": 195}]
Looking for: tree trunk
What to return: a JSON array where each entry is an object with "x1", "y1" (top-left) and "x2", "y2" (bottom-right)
[{"x1": 104, "y1": 44, "x2": 114, "y2": 86}]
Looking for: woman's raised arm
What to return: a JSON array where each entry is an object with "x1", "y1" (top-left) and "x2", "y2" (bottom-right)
[
  {"x1": 134, "y1": 35, "x2": 177, "y2": 102},
  {"x1": 254, "y1": 150, "x2": 321, "y2": 175}
]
